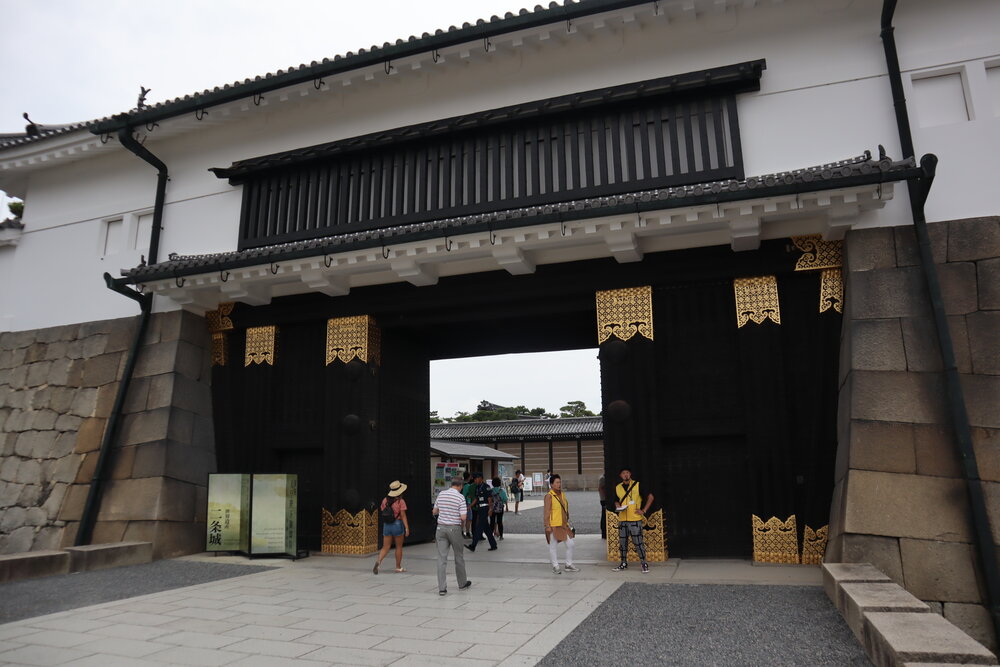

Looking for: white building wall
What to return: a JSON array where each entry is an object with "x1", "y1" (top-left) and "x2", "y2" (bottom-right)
[{"x1": 1, "y1": 0, "x2": 996, "y2": 331}]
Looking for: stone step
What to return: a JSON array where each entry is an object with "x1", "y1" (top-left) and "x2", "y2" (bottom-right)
[
  {"x1": 865, "y1": 611, "x2": 998, "y2": 666},
  {"x1": 822, "y1": 562, "x2": 893, "y2": 611},
  {"x1": 65, "y1": 541, "x2": 153, "y2": 573},
  {"x1": 0, "y1": 549, "x2": 69, "y2": 583},
  {"x1": 840, "y1": 582, "x2": 929, "y2": 642}
]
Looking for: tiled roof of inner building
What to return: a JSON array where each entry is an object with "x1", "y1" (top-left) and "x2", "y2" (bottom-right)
[
  {"x1": 0, "y1": 0, "x2": 656, "y2": 151},
  {"x1": 431, "y1": 417, "x2": 604, "y2": 441},
  {"x1": 121, "y1": 153, "x2": 919, "y2": 283}
]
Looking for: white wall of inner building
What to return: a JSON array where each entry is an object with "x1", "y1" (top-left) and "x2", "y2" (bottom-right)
[{"x1": 1, "y1": 0, "x2": 996, "y2": 331}]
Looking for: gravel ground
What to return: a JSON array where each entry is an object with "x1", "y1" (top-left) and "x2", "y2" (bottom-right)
[
  {"x1": 0, "y1": 559, "x2": 273, "y2": 623},
  {"x1": 501, "y1": 491, "x2": 603, "y2": 536},
  {"x1": 540, "y1": 582, "x2": 870, "y2": 666}
]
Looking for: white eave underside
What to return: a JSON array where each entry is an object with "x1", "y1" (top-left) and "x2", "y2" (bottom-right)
[{"x1": 147, "y1": 181, "x2": 889, "y2": 314}]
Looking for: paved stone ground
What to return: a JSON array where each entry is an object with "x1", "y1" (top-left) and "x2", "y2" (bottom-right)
[
  {"x1": 0, "y1": 560, "x2": 274, "y2": 623},
  {"x1": 503, "y1": 491, "x2": 602, "y2": 536},
  {"x1": 540, "y1": 582, "x2": 871, "y2": 666}
]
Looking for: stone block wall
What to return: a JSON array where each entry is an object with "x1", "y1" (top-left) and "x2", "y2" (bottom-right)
[
  {"x1": 828, "y1": 217, "x2": 1000, "y2": 650},
  {"x1": 0, "y1": 309, "x2": 216, "y2": 559}
]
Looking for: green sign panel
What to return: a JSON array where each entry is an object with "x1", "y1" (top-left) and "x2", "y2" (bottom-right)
[
  {"x1": 206, "y1": 474, "x2": 250, "y2": 553},
  {"x1": 250, "y1": 474, "x2": 298, "y2": 556}
]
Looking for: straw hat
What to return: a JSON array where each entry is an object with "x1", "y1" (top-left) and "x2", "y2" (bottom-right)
[{"x1": 387, "y1": 480, "x2": 407, "y2": 497}]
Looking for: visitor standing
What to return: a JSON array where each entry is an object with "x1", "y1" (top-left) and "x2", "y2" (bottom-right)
[
  {"x1": 544, "y1": 474, "x2": 579, "y2": 574},
  {"x1": 612, "y1": 467, "x2": 654, "y2": 573},
  {"x1": 512, "y1": 470, "x2": 525, "y2": 514},
  {"x1": 490, "y1": 477, "x2": 507, "y2": 540},
  {"x1": 461, "y1": 472, "x2": 475, "y2": 538},
  {"x1": 433, "y1": 476, "x2": 473, "y2": 595},
  {"x1": 373, "y1": 480, "x2": 410, "y2": 574},
  {"x1": 466, "y1": 472, "x2": 497, "y2": 552}
]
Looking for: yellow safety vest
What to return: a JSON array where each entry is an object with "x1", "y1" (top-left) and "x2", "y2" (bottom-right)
[
  {"x1": 548, "y1": 490, "x2": 567, "y2": 527},
  {"x1": 615, "y1": 482, "x2": 643, "y2": 522}
]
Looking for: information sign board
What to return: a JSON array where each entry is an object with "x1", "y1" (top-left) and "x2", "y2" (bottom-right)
[
  {"x1": 206, "y1": 474, "x2": 250, "y2": 553},
  {"x1": 250, "y1": 474, "x2": 297, "y2": 556}
]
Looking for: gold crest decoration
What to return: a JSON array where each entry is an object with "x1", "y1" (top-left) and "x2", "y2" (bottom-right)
[
  {"x1": 792, "y1": 235, "x2": 842, "y2": 271},
  {"x1": 605, "y1": 509, "x2": 668, "y2": 562},
  {"x1": 751, "y1": 514, "x2": 799, "y2": 564},
  {"x1": 245, "y1": 326, "x2": 276, "y2": 366},
  {"x1": 321, "y1": 508, "x2": 378, "y2": 555},
  {"x1": 734, "y1": 276, "x2": 781, "y2": 328},
  {"x1": 326, "y1": 315, "x2": 381, "y2": 366},
  {"x1": 819, "y1": 268, "x2": 844, "y2": 314},
  {"x1": 801, "y1": 524, "x2": 829, "y2": 565},
  {"x1": 595, "y1": 286, "x2": 654, "y2": 344},
  {"x1": 206, "y1": 303, "x2": 235, "y2": 367}
]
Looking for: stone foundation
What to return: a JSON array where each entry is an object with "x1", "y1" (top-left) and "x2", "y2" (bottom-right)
[
  {"x1": 828, "y1": 217, "x2": 1000, "y2": 651},
  {"x1": 0, "y1": 309, "x2": 215, "y2": 559}
]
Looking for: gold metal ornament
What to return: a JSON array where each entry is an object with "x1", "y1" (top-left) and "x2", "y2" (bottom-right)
[
  {"x1": 801, "y1": 525, "x2": 829, "y2": 565},
  {"x1": 605, "y1": 509, "x2": 668, "y2": 562},
  {"x1": 751, "y1": 514, "x2": 799, "y2": 564},
  {"x1": 326, "y1": 315, "x2": 381, "y2": 366},
  {"x1": 206, "y1": 302, "x2": 235, "y2": 333},
  {"x1": 321, "y1": 508, "x2": 378, "y2": 555},
  {"x1": 245, "y1": 326, "x2": 276, "y2": 366},
  {"x1": 211, "y1": 332, "x2": 227, "y2": 367},
  {"x1": 595, "y1": 286, "x2": 654, "y2": 344},
  {"x1": 819, "y1": 268, "x2": 844, "y2": 314},
  {"x1": 792, "y1": 235, "x2": 842, "y2": 271},
  {"x1": 734, "y1": 276, "x2": 781, "y2": 327}
]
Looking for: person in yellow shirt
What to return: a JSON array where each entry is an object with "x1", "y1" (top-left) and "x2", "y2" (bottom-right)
[
  {"x1": 612, "y1": 466, "x2": 654, "y2": 573},
  {"x1": 543, "y1": 474, "x2": 579, "y2": 574}
]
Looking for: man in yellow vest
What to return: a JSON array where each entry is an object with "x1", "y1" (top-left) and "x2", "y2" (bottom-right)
[{"x1": 612, "y1": 466, "x2": 654, "y2": 573}]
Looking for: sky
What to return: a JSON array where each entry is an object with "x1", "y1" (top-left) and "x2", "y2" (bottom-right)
[{"x1": 0, "y1": 0, "x2": 603, "y2": 419}]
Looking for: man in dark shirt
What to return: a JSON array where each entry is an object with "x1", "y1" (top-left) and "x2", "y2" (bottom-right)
[{"x1": 465, "y1": 472, "x2": 498, "y2": 552}]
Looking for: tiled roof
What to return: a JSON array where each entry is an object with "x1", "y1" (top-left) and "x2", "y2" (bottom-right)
[
  {"x1": 431, "y1": 417, "x2": 604, "y2": 441},
  {"x1": 0, "y1": 0, "x2": 654, "y2": 151},
  {"x1": 430, "y1": 440, "x2": 519, "y2": 459},
  {"x1": 121, "y1": 152, "x2": 918, "y2": 283}
]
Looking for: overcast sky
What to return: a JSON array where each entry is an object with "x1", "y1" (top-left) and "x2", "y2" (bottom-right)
[{"x1": 1, "y1": 0, "x2": 603, "y2": 419}]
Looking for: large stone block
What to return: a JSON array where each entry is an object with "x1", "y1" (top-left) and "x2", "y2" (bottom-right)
[
  {"x1": 848, "y1": 319, "x2": 907, "y2": 371},
  {"x1": 846, "y1": 227, "x2": 897, "y2": 272},
  {"x1": 94, "y1": 384, "x2": 117, "y2": 420},
  {"x1": 32, "y1": 526, "x2": 62, "y2": 551},
  {"x1": 145, "y1": 374, "x2": 172, "y2": 411},
  {"x1": 43, "y1": 341, "x2": 68, "y2": 361},
  {"x1": 984, "y1": 482, "x2": 1000, "y2": 546},
  {"x1": 901, "y1": 538, "x2": 984, "y2": 603},
  {"x1": 134, "y1": 340, "x2": 181, "y2": 379},
  {"x1": 25, "y1": 361, "x2": 52, "y2": 387},
  {"x1": 179, "y1": 311, "x2": 212, "y2": 348},
  {"x1": 119, "y1": 407, "x2": 171, "y2": 446},
  {"x1": 48, "y1": 387, "x2": 75, "y2": 414},
  {"x1": 131, "y1": 440, "x2": 167, "y2": 478},
  {"x1": 175, "y1": 340, "x2": 207, "y2": 381},
  {"x1": 30, "y1": 409, "x2": 58, "y2": 431},
  {"x1": 0, "y1": 481, "x2": 24, "y2": 507},
  {"x1": 58, "y1": 483, "x2": 90, "y2": 522},
  {"x1": 47, "y1": 358, "x2": 73, "y2": 386},
  {"x1": 122, "y1": 376, "x2": 151, "y2": 414},
  {"x1": 74, "y1": 452, "x2": 97, "y2": 484},
  {"x1": 104, "y1": 322, "x2": 138, "y2": 354},
  {"x1": 822, "y1": 562, "x2": 893, "y2": 608},
  {"x1": 41, "y1": 482, "x2": 68, "y2": 519},
  {"x1": 90, "y1": 520, "x2": 127, "y2": 544},
  {"x1": 847, "y1": 266, "x2": 930, "y2": 321},
  {"x1": 122, "y1": 520, "x2": 206, "y2": 559},
  {"x1": 848, "y1": 371, "x2": 948, "y2": 425},
  {"x1": 96, "y1": 476, "x2": 197, "y2": 522},
  {"x1": 900, "y1": 314, "x2": 972, "y2": 373},
  {"x1": 895, "y1": 222, "x2": 949, "y2": 267},
  {"x1": 842, "y1": 470, "x2": 971, "y2": 542},
  {"x1": 65, "y1": 541, "x2": 153, "y2": 573},
  {"x1": 937, "y1": 262, "x2": 979, "y2": 315},
  {"x1": 24, "y1": 343, "x2": 46, "y2": 364},
  {"x1": 53, "y1": 413, "x2": 82, "y2": 433},
  {"x1": 841, "y1": 582, "x2": 929, "y2": 642},
  {"x1": 979, "y1": 258, "x2": 1000, "y2": 311},
  {"x1": 50, "y1": 432, "x2": 76, "y2": 459},
  {"x1": 82, "y1": 353, "x2": 123, "y2": 387},
  {"x1": 15, "y1": 459, "x2": 42, "y2": 485},
  {"x1": 865, "y1": 611, "x2": 998, "y2": 666},
  {"x1": 1, "y1": 525, "x2": 34, "y2": 554},
  {"x1": 0, "y1": 506, "x2": 26, "y2": 532},
  {"x1": 109, "y1": 445, "x2": 136, "y2": 480},
  {"x1": 69, "y1": 388, "x2": 98, "y2": 418},
  {"x1": 18, "y1": 484, "x2": 43, "y2": 507},
  {"x1": 968, "y1": 311, "x2": 1000, "y2": 375},
  {"x1": 74, "y1": 417, "x2": 107, "y2": 454},
  {"x1": 846, "y1": 420, "x2": 916, "y2": 475},
  {"x1": 170, "y1": 374, "x2": 212, "y2": 418},
  {"x1": 164, "y1": 442, "x2": 216, "y2": 486},
  {"x1": 914, "y1": 424, "x2": 962, "y2": 478},
  {"x1": 975, "y1": 429, "x2": 1000, "y2": 483},
  {"x1": 80, "y1": 334, "x2": 109, "y2": 357},
  {"x1": 0, "y1": 550, "x2": 70, "y2": 581},
  {"x1": 963, "y1": 375, "x2": 1000, "y2": 429},
  {"x1": 945, "y1": 602, "x2": 997, "y2": 652},
  {"x1": 0, "y1": 456, "x2": 18, "y2": 482},
  {"x1": 29, "y1": 430, "x2": 58, "y2": 459},
  {"x1": 948, "y1": 217, "x2": 1000, "y2": 262}
]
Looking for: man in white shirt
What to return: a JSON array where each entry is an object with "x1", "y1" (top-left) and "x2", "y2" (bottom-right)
[{"x1": 433, "y1": 477, "x2": 473, "y2": 595}]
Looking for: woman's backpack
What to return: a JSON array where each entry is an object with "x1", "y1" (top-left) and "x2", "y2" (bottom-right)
[
  {"x1": 380, "y1": 497, "x2": 397, "y2": 522},
  {"x1": 491, "y1": 489, "x2": 505, "y2": 514}
]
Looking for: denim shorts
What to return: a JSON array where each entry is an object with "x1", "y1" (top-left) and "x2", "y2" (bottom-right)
[{"x1": 383, "y1": 519, "x2": 404, "y2": 537}]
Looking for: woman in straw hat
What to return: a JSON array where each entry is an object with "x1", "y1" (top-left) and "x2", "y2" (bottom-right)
[{"x1": 374, "y1": 480, "x2": 410, "y2": 574}]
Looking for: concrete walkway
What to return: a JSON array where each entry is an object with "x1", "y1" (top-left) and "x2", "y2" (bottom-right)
[{"x1": 0, "y1": 536, "x2": 825, "y2": 666}]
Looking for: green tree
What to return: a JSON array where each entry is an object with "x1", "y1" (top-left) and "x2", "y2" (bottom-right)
[
  {"x1": 429, "y1": 410, "x2": 443, "y2": 424},
  {"x1": 559, "y1": 400, "x2": 596, "y2": 417},
  {"x1": 8, "y1": 201, "x2": 23, "y2": 219}
]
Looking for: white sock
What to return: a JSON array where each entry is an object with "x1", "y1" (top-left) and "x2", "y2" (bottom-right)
[
  {"x1": 565, "y1": 537, "x2": 574, "y2": 566},
  {"x1": 548, "y1": 538, "x2": 559, "y2": 568}
]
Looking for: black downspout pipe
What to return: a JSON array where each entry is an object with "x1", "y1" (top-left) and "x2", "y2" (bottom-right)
[
  {"x1": 881, "y1": 0, "x2": 1000, "y2": 641},
  {"x1": 75, "y1": 124, "x2": 167, "y2": 546}
]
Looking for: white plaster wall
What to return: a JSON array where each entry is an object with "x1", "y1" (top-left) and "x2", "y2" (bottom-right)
[{"x1": 1, "y1": 0, "x2": 996, "y2": 330}]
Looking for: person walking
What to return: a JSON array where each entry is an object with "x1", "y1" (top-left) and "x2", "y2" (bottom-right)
[
  {"x1": 466, "y1": 472, "x2": 497, "y2": 552},
  {"x1": 544, "y1": 474, "x2": 579, "y2": 574},
  {"x1": 512, "y1": 470, "x2": 525, "y2": 514},
  {"x1": 461, "y1": 472, "x2": 476, "y2": 538},
  {"x1": 433, "y1": 476, "x2": 473, "y2": 596},
  {"x1": 612, "y1": 466, "x2": 654, "y2": 573},
  {"x1": 373, "y1": 480, "x2": 410, "y2": 574},
  {"x1": 490, "y1": 476, "x2": 507, "y2": 540}
]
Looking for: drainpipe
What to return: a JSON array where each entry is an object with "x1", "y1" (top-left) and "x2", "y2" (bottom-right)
[
  {"x1": 75, "y1": 123, "x2": 167, "y2": 545},
  {"x1": 881, "y1": 0, "x2": 1000, "y2": 640}
]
